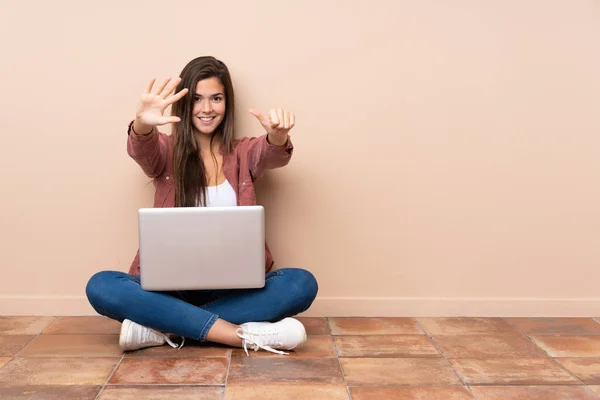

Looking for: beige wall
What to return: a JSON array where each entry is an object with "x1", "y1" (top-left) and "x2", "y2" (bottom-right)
[{"x1": 1, "y1": 0, "x2": 599, "y2": 316}]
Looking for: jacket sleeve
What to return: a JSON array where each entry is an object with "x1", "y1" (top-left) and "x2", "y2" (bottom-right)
[
  {"x1": 247, "y1": 134, "x2": 294, "y2": 181},
  {"x1": 126, "y1": 121, "x2": 168, "y2": 178}
]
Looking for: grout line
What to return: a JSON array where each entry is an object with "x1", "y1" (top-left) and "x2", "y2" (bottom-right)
[
  {"x1": 37, "y1": 316, "x2": 59, "y2": 335},
  {"x1": 586, "y1": 386, "x2": 600, "y2": 399},
  {"x1": 413, "y1": 318, "x2": 479, "y2": 400},
  {"x1": 324, "y1": 316, "x2": 334, "y2": 335},
  {"x1": 327, "y1": 317, "x2": 353, "y2": 400},
  {"x1": 222, "y1": 349, "x2": 233, "y2": 400},
  {"x1": 0, "y1": 356, "x2": 13, "y2": 372},
  {"x1": 94, "y1": 353, "x2": 125, "y2": 400},
  {"x1": 12, "y1": 317, "x2": 59, "y2": 358},
  {"x1": 502, "y1": 317, "x2": 593, "y2": 389},
  {"x1": 91, "y1": 383, "x2": 228, "y2": 387}
]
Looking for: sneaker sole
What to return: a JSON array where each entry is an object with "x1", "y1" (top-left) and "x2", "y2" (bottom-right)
[{"x1": 119, "y1": 319, "x2": 133, "y2": 350}]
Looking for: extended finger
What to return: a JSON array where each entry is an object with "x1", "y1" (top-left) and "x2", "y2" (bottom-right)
[
  {"x1": 166, "y1": 87, "x2": 189, "y2": 105},
  {"x1": 157, "y1": 116, "x2": 182, "y2": 125},
  {"x1": 249, "y1": 108, "x2": 266, "y2": 123},
  {"x1": 153, "y1": 78, "x2": 170, "y2": 96},
  {"x1": 145, "y1": 78, "x2": 156, "y2": 94},
  {"x1": 160, "y1": 77, "x2": 182, "y2": 98}
]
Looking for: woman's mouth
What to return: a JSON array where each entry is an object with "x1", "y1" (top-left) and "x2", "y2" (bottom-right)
[{"x1": 199, "y1": 116, "x2": 216, "y2": 124}]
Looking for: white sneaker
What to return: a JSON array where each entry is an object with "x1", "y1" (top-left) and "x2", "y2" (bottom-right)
[
  {"x1": 236, "y1": 317, "x2": 307, "y2": 356},
  {"x1": 119, "y1": 319, "x2": 185, "y2": 351}
]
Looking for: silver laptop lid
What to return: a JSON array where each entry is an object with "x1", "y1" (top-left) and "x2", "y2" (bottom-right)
[{"x1": 138, "y1": 206, "x2": 265, "y2": 291}]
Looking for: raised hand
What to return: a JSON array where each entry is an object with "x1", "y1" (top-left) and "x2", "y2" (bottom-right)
[
  {"x1": 249, "y1": 108, "x2": 295, "y2": 146},
  {"x1": 133, "y1": 77, "x2": 189, "y2": 134}
]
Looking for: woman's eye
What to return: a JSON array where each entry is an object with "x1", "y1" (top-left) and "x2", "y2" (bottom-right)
[
  {"x1": 194, "y1": 96, "x2": 200, "y2": 101},
  {"x1": 213, "y1": 97, "x2": 222, "y2": 102}
]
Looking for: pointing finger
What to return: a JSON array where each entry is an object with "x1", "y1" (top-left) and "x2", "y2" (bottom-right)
[
  {"x1": 249, "y1": 108, "x2": 267, "y2": 124},
  {"x1": 249, "y1": 108, "x2": 263, "y2": 119}
]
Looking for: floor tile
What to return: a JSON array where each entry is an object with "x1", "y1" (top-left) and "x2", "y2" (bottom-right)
[
  {"x1": 555, "y1": 358, "x2": 600, "y2": 384},
  {"x1": 531, "y1": 335, "x2": 600, "y2": 357},
  {"x1": 417, "y1": 318, "x2": 516, "y2": 335},
  {"x1": 0, "y1": 357, "x2": 118, "y2": 385},
  {"x1": 334, "y1": 335, "x2": 440, "y2": 358},
  {"x1": 0, "y1": 357, "x2": 11, "y2": 368},
  {"x1": 233, "y1": 335, "x2": 336, "y2": 358},
  {"x1": 350, "y1": 387, "x2": 473, "y2": 399},
  {"x1": 0, "y1": 385, "x2": 101, "y2": 399},
  {"x1": 98, "y1": 385, "x2": 224, "y2": 399},
  {"x1": 506, "y1": 318, "x2": 600, "y2": 335},
  {"x1": 126, "y1": 343, "x2": 231, "y2": 358},
  {"x1": 433, "y1": 333, "x2": 547, "y2": 358},
  {"x1": 43, "y1": 316, "x2": 121, "y2": 335},
  {"x1": 590, "y1": 386, "x2": 600, "y2": 395},
  {"x1": 340, "y1": 358, "x2": 461, "y2": 386},
  {"x1": 109, "y1": 357, "x2": 227, "y2": 385},
  {"x1": 224, "y1": 385, "x2": 349, "y2": 399},
  {"x1": 450, "y1": 358, "x2": 579, "y2": 385},
  {"x1": 0, "y1": 317, "x2": 55, "y2": 335},
  {"x1": 297, "y1": 317, "x2": 330, "y2": 335},
  {"x1": 328, "y1": 318, "x2": 422, "y2": 335},
  {"x1": 18, "y1": 334, "x2": 122, "y2": 358},
  {"x1": 228, "y1": 357, "x2": 344, "y2": 385},
  {"x1": 0, "y1": 335, "x2": 35, "y2": 356},
  {"x1": 470, "y1": 385, "x2": 598, "y2": 399}
]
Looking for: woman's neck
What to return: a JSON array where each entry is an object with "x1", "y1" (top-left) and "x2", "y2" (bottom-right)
[{"x1": 195, "y1": 131, "x2": 222, "y2": 154}]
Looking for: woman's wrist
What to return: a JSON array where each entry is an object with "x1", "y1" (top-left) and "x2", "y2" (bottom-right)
[{"x1": 132, "y1": 119, "x2": 153, "y2": 135}]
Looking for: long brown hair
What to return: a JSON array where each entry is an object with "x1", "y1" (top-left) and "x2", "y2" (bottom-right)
[{"x1": 171, "y1": 56, "x2": 235, "y2": 207}]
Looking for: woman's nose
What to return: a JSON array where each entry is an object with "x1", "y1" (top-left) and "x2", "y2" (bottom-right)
[{"x1": 201, "y1": 100, "x2": 212, "y2": 113}]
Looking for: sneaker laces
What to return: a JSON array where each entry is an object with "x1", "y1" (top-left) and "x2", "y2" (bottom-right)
[
  {"x1": 165, "y1": 334, "x2": 185, "y2": 350},
  {"x1": 145, "y1": 327, "x2": 185, "y2": 350},
  {"x1": 236, "y1": 327, "x2": 288, "y2": 356}
]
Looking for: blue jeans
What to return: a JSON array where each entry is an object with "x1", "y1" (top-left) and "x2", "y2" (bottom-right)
[{"x1": 85, "y1": 268, "x2": 318, "y2": 341}]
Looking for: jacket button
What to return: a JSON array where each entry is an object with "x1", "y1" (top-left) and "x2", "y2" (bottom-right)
[
  {"x1": 242, "y1": 181, "x2": 246, "y2": 186},
  {"x1": 166, "y1": 176, "x2": 170, "y2": 180}
]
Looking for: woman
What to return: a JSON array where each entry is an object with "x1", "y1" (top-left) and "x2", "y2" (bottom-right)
[{"x1": 86, "y1": 56, "x2": 318, "y2": 356}]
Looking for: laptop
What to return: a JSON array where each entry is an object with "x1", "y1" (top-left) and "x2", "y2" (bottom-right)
[{"x1": 138, "y1": 206, "x2": 266, "y2": 291}]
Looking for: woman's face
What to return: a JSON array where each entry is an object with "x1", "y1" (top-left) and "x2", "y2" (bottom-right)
[{"x1": 192, "y1": 77, "x2": 226, "y2": 136}]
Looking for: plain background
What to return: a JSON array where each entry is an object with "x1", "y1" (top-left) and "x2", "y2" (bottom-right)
[{"x1": 1, "y1": 0, "x2": 599, "y2": 316}]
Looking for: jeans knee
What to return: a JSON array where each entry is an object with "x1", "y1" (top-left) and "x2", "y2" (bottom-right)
[
  {"x1": 85, "y1": 271, "x2": 119, "y2": 310},
  {"x1": 86, "y1": 271, "x2": 104, "y2": 308},
  {"x1": 299, "y1": 269, "x2": 319, "y2": 302},
  {"x1": 283, "y1": 268, "x2": 318, "y2": 310}
]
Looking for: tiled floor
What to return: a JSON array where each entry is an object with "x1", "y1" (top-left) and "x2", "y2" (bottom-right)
[{"x1": 0, "y1": 316, "x2": 599, "y2": 399}]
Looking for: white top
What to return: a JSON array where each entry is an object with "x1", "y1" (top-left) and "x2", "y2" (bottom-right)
[{"x1": 205, "y1": 179, "x2": 237, "y2": 207}]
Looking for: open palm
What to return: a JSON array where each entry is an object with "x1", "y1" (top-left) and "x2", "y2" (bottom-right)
[{"x1": 136, "y1": 77, "x2": 189, "y2": 127}]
